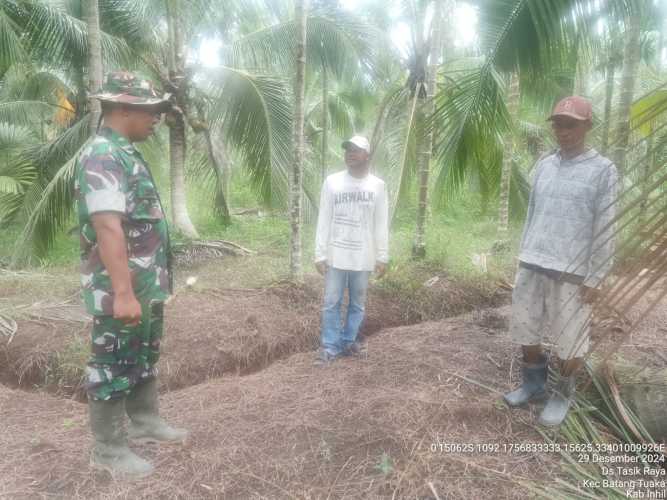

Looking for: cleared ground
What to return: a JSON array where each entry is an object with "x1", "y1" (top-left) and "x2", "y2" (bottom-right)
[
  {"x1": 0, "y1": 256, "x2": 665, "y2": 499},
  {"x1": 1, "y1": 307, "x2": 567, "y2": 499}
]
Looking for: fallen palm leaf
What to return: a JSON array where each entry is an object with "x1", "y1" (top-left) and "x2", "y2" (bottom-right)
[
  {"x1": 0, "y1": 313, "x2": 18, "y2": 344},
  {"x1": 1, "y1": 298, "x2": 90, "y2": 324},
  {"x1": 172, "y1": 239, "x2": 256, "y2": 265}
]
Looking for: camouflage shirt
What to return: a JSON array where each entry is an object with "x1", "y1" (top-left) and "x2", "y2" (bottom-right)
[{"x1": 75, "y1": 127, "x2": 171, "y2": 316}]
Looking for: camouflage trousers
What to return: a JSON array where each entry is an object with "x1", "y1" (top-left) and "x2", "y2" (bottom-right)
[{"x1": 86, "y1": 302, "x2": 163, "y2": 401}]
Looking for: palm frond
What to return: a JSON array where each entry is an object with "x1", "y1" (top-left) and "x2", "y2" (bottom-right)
[
  {"x1": 525, "y1": 363, "x2": 659, "y2": 499},
  {"x1": 0, "y1": 121, "x2": 35, "y2": 148},
  {"x1": 432, "y1": 66, "x2": 510, "y2": 207},
  {"x1": 205, "y1": 66, "x2": 293, "y2": 208},
  {"x1": 324, "y1": 93, "x2": 356, "y2": 138},
  {"x1": 0, "y1": 3, "x2": 27, "y2": 74},
  {"x1": 99, "y1": 0, "x2": 161, "y2": 53},
  {"x1": 430, "y1": 0, "x2": 633, "y2": 208},
  {"x1": 229, "y1": 10, "x2": 379, "y2": 80},
  {"x1": 0, "y1": 121, "x2": 37, "y2": 224},
  {"x1": 11, "y1": 146, "x2": 81, "y2": 264},
  {"x1": 0, "y1": 100, "x2": 59, "y2": 127},
  {"x1": 0, "y1": 175, "x2": 25, "y2": 194},
  {"x1": 11, "y1": 0, "x2": 133, "y2": 69},
  {"x1": 369, "y1": 86, "x2": 419, "y2": 222},
  {"x1": 7, "y1": 117, "x2": 89, "y2": 258},
  {"x1": 0, "y1": 138, "x2": 36, "y2": 223},
  {"x1": 184, "y1": 130, "x2": 228, "y2": 218},
  {"x1": 479, "y1": 0, "x2": 575, "y2": 72},
  {"x1": 20, "y1": 70, "x2": 75, "y2": 102},
  {"x1": 304, "y1": 85, "x2": 357, "y2": 143},
  {"x1": 24, "y1": 117, "x2": 90, "y2": 174}
]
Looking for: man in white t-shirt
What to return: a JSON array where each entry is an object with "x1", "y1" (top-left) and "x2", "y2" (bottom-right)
[{"x1": 314, "y1": 135, "x2": 389, "y2": 365}]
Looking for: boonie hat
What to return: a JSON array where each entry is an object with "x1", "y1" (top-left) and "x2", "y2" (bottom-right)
[{"x1": 91, "y1": 71, "x2": 171, "y2": 110}]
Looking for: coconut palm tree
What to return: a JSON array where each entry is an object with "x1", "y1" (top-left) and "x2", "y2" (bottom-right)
[
  {"x1": 228, "y1": 2, "x2": 381, "y2": 202},
  {"x1": 611, "y1": 3, "x2": 642, "y2": 176},
  {"x1": 83, "y1": 0, "x2": 103, "y2": 132},
  {"x1": 413, "y1": 0, "x2": 444, "y2": 258},
  {"x1": 0, "y1": 0, "x2": 144, "y2": 263},
  {"x1": 4, "y1": 0, "x2": 374, "y2": 262},
  {"x1": 429, "y1": 0, "x2": 642, "y2": 217},
  {"x1": 497, "y1": 71, "x2": 520, "y2": 235},
  {"x1": 290, "y1": 0, "x2": 308, "y2": 279},
  {"x1": 599, "y1": 24, "x2": 624, "y2": 154},
  {"x1": 163, "y1": 0, "x2": 199, "y2": 238},
  {"x1": 363, "y1": 0, "x2": 449, "y2": 238}
]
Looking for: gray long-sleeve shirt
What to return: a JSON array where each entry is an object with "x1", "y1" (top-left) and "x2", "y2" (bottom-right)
[{"x1": 518, "y1": 148, "x2": 619, "y2": 288}]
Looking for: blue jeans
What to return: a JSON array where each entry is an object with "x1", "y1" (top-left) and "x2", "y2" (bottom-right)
[{"x1": 320, "y1": 267, "x2": 371, "y2": 356}]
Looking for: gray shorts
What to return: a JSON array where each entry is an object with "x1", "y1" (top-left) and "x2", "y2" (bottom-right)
[{"x1": 509, "y1": 266, "x2": 591, "y2": 359}]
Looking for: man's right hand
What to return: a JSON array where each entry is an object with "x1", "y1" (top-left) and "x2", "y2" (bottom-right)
[
  {"x1": 315, "y1": 261, "x2": 327, "y2": 275},
  {"x1": 92, "y1": 213, "x2": 140, "y2": 325},
  {"x1": 113, "y1": 291, "x2": 142, "y2": 326}
]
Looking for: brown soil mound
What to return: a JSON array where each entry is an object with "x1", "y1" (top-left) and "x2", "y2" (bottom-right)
[
  {"x1": 0, "y1": 320, "x2": 84, "y2": 389},
  {"x1": 0, "y1": 311, "x2": 562, "y2": 499},
  {"x1": 0, "y1": 280, "x2": 409, "y2": 397}
]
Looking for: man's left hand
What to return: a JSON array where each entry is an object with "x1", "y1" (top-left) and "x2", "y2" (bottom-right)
[
  {"x1": 375, "y1": 262, "x2": 387, "y2": 279},
  {"x1": 581, "y1": 286, "x2": 600, "y2": 304}
]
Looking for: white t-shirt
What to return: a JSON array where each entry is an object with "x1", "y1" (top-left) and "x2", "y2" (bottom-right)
[{"x1": 315, "y1": 170, "x2": 389, "y2": 271}]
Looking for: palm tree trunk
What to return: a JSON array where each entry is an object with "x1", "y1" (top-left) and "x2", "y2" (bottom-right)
[
  {"x1": 83, "y1": 0, "x2": 103, "y2": 135},
  {"x1": 497, "y1": 71, "x2": 520, "y2": 234},
  {"x1": 612, "y1": 9, "x2": 641, "y2": 176},
  {"x1": 412, "y1": 0, "x2": 442, "y2": 258},
  {"x1": 321, "y1": 66, "x2": 328, "y2": 184},
  {"x1": 601, "y1": 59, "x2": 615, "y2": 154},
  {"x1": 290, "y1": 0, "x2": 308, "y2": 280},
  {"x1": 168, "y1": 114, "x2": 198, "y2": 236},
  {"x1": 165, "y1": 0, "x2": 198, "y2": 238}
]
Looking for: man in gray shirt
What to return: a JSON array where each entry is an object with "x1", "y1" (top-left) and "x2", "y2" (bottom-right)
[{"x1": 503, "y1": 96, "x2": 619, "y2": 426}]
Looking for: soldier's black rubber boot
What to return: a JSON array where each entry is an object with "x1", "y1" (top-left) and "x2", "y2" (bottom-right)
[
  {"x1": 89, "y1": 398, "x2": 154, "y2": 478},
  {"x1": 126, "y1": 378, "x2": 188, "y2": 443},
  {"x1": 503, "y1": 355, "x2": 548, "y2": 407},
  {"x1": 538, "y1": 373, "x2": 576, "y2": 427}
]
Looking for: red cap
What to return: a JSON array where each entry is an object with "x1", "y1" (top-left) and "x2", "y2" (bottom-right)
[{"x1": 548, "y1": 96, "x2": 592, "y2": 121}]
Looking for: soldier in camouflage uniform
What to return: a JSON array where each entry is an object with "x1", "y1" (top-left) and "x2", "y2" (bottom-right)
[{"x1": 76, "y1": 71, "x2": 187, "y2": 478}]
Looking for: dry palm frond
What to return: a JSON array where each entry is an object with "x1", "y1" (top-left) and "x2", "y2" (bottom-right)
[
  {"x1": 524, "y1": 364, "x2": 661, "y2": 499},
  {"x1": 601, "y1": 365, "x2": 648, "y2": 445},
  {"x1": 172, "y1": 239, "x2": 255, "y2": 265},
  {"x1": 0, "y1": 313, "x2": 18, "y2": 344},
  {"x1": 1, "y1": 294, "x2": 90, "y2": 325},
  {"x1": 10, "y1": 301, "x2": 90, "y2": 323}
]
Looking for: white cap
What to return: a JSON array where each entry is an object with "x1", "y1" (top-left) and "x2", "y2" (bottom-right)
[{"x1": 342, "y1": 135, "x2": 370, "y2": 153}]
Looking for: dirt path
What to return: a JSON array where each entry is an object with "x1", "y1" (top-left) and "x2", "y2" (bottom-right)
[{"x1": 0, "y1": 309, "x2": 563, "y2": 499}]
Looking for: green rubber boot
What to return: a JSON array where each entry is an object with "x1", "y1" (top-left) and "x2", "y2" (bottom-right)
[
  {"x1": 503, "y1": 355, "x2": 548, "y2": 407},
  {"x1": 538, "y1": 373, "x2": 577, "y2": 427},
  {"x1": 126, "y1": 379, "x2": 188, "y2": 443},
  {"x1": 89, "y1": 398, "x2": 154, "y2": 478}
]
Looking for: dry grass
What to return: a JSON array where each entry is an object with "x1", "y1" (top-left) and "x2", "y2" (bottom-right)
[{"x1": 0, "y1": 310, "x2": 563, "y2": 499}]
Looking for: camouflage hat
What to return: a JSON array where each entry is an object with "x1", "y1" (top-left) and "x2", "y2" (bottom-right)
[{"x1": 91, "y1": 71, "x2": 171, "y2": 108}]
